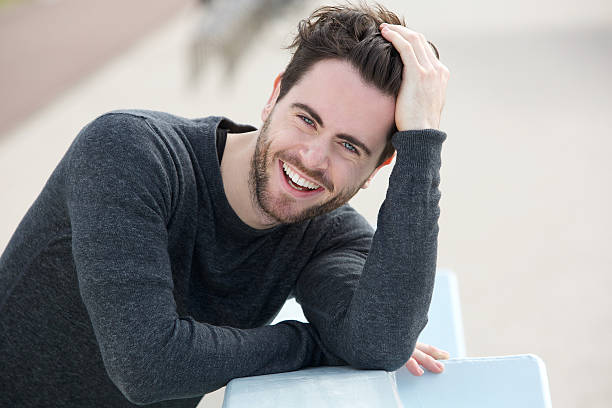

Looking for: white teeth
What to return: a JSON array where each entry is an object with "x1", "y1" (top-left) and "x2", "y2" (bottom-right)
[{"x1": 282, "y1": 162, "x2": 320, "y2": 190}]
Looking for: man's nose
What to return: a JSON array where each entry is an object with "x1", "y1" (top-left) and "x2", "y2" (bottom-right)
[{"x1": 299, "y1": 138, "x2": 330, "y2": 170}]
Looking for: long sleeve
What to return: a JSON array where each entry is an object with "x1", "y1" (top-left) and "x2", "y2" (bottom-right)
[
  {"x1": 66, "y1": 114, "x2": 324, "y2": 405},
  {"x1": 295, "y1": 129, "x2": 446, "y2": 371}
]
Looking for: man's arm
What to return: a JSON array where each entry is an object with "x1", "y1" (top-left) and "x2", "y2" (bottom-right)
[
  {"x1": 295, "y1": 129, "x2": 445, "y2": 371},
  {"x1": 295, "y1": 26, "x2": 450, "y2": 372},
  {"x1": 66, "y1": 114, "x2": 327, "y2": 405}
]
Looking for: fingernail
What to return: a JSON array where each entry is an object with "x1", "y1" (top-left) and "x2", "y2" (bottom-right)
[
  {"x1": 435, "y1": 361, "x2": 444, "y2": 370},
  {"x1": 418, "y1": 367, "x2": 424, "y2": 375}
]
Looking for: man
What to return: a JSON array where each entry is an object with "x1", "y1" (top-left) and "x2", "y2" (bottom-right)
[{"x1": 0, "y1": 3, "x2": 450, "y2": 407}]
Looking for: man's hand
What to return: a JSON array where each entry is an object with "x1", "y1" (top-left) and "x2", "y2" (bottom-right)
[
  {"x1": 405, "y1": 342, "x2": 450, "y2": 376},
  {"x1": 380, "y1": 24, "x2": 450, "y2": 131}
]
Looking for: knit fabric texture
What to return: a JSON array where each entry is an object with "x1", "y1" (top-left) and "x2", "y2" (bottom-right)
[{"x1": 0, "y1": 109, "x2": 446, "y2": 407}]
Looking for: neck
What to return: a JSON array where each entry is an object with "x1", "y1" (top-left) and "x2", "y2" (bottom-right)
[{"x1": 220, "y1": 130, "x2": 279, "y2": 230}]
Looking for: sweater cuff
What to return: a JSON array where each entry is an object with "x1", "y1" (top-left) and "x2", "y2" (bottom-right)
[{"x1": 391, "y1": 129, "x2": 447, "y2": 169}]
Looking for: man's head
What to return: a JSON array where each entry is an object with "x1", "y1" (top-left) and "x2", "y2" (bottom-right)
[
  {"x1": 280, "y1": 2, "x2": 408, "y2": 166},
  {"x1": 249, "y1": 2, "x2": 412, "y2": 225}
]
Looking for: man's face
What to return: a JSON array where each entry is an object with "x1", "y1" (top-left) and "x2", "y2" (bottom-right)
[{"x1": 251, "y1": 59, "x2": 396, "y2": 225}]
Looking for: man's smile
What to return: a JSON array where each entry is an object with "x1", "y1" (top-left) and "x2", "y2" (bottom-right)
[{"x1": 278, "y1": 159, "x2": 325, "y2": 197}]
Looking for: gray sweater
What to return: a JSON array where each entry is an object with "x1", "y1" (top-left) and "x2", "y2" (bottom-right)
[{"x1": 0, "y1": 110, "x2": 445, "y2": 407}]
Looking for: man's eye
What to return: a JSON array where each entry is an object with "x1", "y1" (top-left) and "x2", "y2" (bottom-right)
[
  {"x1": 300, "y1": 115, "x2": 315, "y2": 128},
  {"x1": 341, "y1": 141, "x2": 357, "y2": 153}
]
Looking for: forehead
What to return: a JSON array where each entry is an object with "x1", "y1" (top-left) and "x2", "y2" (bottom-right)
[{"x1": 281, "y1": 59, "x2": 396, "y2": 153}]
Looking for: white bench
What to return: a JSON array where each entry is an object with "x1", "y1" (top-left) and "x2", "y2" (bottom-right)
[{"x1": 223, "y1": 269, "x2": 552, "y2": 407}]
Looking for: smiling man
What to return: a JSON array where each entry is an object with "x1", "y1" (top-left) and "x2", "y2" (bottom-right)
[
  {"x1": 223, "y1": 58, "x2": 397, "y2": 228},
  {"x1": 0, "y1": 3, "x2": 450, "y2": 407}
]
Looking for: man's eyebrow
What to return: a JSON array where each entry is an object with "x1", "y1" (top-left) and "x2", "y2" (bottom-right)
[
  {"x1": 291, "y1": 103, "x2": 324, "y2": 127},
  {"x1": 291, "y1": 102, "x2": 372, "y2": 157}
]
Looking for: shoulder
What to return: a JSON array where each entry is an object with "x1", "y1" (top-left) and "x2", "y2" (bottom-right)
[
  {"x1": 64, "y1": 112, "x2": 188, "y2": 222},
  {"x1": 100, "y1": 109, "x2": 226, "y2": 130},
  {"x1": 70, "y1": 109, "x2": 218, "y2": 165},
  {"x1": 77, "y1": 110, "x2": 200, "y2": 144},
  {"x1": 66, "y1": 111, "x2": 187, "y2": 194},
  {"x1": 74, "y1": 111, "x2": 159, "y2": 152},
  {"x1": 79, "y1": 108, "x2": 223, "y2": 137}
]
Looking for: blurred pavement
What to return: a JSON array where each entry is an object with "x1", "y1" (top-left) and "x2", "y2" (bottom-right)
[
  {"x1": 0, "y1": 0, "x2": 190, "y2": 136},
  {"x1": 1, "y1": 1, "x2": 611, "y2": 407}
]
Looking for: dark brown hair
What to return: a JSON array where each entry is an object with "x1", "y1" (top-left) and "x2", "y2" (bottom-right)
[{"x1": 279, "y1": 2, "x2": 430, "y2": 166}]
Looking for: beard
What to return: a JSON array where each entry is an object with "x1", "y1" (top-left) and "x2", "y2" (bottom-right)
[{"x1": 249, "y1": 115, "x2": 363, "y2": 225}]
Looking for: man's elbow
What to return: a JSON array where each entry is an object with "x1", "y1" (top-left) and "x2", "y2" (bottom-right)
[
  {"x1": 113, "y1": 374, "x2": 159, "y2": 405},
  {"x1": 347, "y1": 335, "x2": 416, "y2": 371},
  {"x1": 108, "y1": 357, "x2": 218, "y2": 405},
  {"x1": 342, "y1": 317, "x2": 426, "y2": 371},
  {"x1": 346, "y1": 340, "x2": 414, "y2": 372},
  {"x1": 350, "y1": 352, "x2": 410, "y2": 372},
  {"x1": 105, "y1": 359, "x2": 168, "y2": 405}
]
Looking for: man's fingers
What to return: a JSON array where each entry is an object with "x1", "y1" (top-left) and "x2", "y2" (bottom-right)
[
  {"x1": 380, "y1": 25, "x2": 419, "y2": 70},
  {"x1": 380, "y1": 24, "x2": 433, "y2": 70},
  {"x1": 415, "y1": 342, "x2": 451, "y2": 360},
  {"x1": 405, "y1": 347, "x2": 447, "y2": 376},
  {"x1": 379, "y1": 23, "x2": 449, "y2": 130},
  {"x1": 412, "y1": 348, "x2": 445, "y2": 374},
  {"x1": 405, "y1": 357, "x2": 424, "y2": 376}
]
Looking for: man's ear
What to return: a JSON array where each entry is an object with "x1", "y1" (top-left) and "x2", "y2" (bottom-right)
[
  {"x1": 361, "y1": 152, "x2": 396, "y2": 189},
  {"x1": 261, "y1": 72, "x2": 283, "y2": 122},
  {"x1": 361, "y1": 166, "x2": 381, "y2": 189}
]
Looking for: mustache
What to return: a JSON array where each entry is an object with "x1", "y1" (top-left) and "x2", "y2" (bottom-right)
[{"x1": 277, "y1": 152, "x2": 334, "y2": 192}]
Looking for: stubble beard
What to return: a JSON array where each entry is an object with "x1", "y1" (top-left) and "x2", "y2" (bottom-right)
[{"x1": 249, "y1": 116, "x2": 363, "y2": 225}]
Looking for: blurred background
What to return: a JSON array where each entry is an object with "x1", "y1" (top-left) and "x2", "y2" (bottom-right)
[{"x1": 1, "y1": 0, "x2": 610, "y2": 406}]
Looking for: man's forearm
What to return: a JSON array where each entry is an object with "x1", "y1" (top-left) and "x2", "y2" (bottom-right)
[
  {"x1": 88, "y1": 317, "x2": 326, "y2": 404},
  {"x1": 346, "y1": 129, "x2": 445, "y2": 368}
]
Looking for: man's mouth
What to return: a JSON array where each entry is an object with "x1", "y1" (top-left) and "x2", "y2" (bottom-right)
[{"x1": 280, "y1": 160, "x2": 323, "y2": 192}]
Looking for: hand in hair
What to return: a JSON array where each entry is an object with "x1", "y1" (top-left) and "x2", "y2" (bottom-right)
[{"x1": 380, "y1": 24, "x2": 449, "y2": 131}]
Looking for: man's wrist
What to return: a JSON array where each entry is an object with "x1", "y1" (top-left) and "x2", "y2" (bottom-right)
[
  {"x1": 398, "y1": 126, "x2": 439, "y2": 131},
  {"x1": 391, "y1": 129, "x2": 446, "y2": 169},
  {"x1": 396, "y1": 120, "x2": 440, "y2": 132}
]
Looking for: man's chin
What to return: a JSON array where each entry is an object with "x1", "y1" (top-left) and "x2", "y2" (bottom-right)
[
  {"x1": 258, "y1": 195, "x2": 351, "y2": 225},
  {"x1": 259, "y1": 203, "x2": 313, "y2": 225}
]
